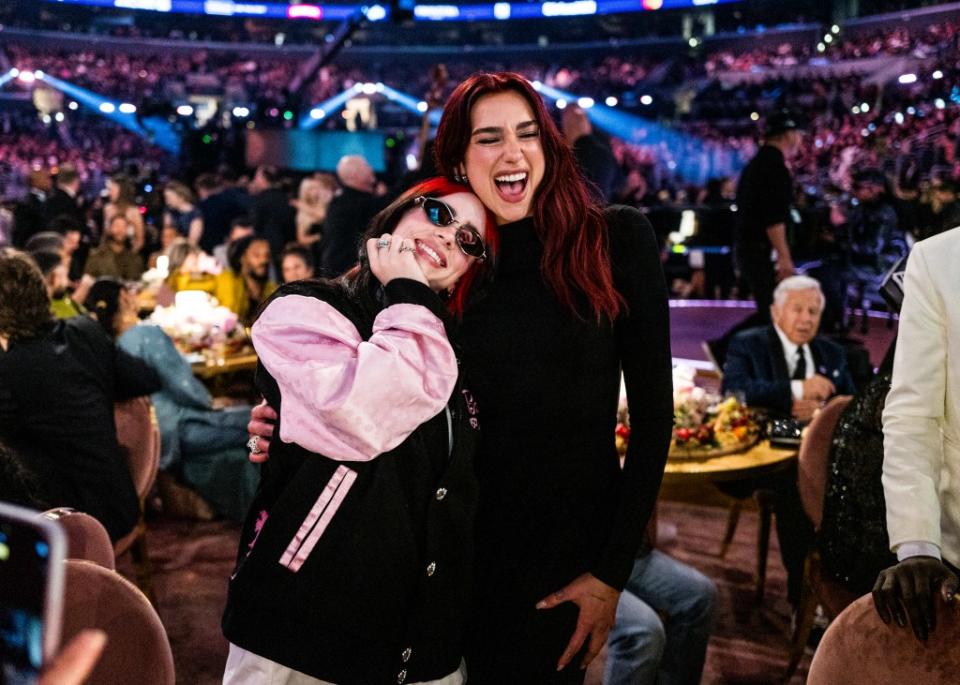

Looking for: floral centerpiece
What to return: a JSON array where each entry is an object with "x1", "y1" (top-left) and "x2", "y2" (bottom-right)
[
  {"x1": 615, "y1": 365, "x2": 759, "y2": 459},
  {"x1": 149, "y1": 290, "x2": 243, "y2": 355}
]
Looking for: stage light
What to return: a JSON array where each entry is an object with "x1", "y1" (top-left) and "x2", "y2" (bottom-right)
[
  {"x1": 860, "y1": 102, "x2": 870, "y2": 112},
  {"x1": 556, "y1": 98, "x2": 567, "y2": 109},
  {"x1": 283, "y1": 110, "x2": 294, "y2": 120},
  {"x1": 750, "y1": 112, "x2": 759, "y2": 121},
  {"x1": 577, "y1": 97, "x2": 594, "y2": 109},
  {"x1": 416, "y1": 101, "x2": 429, "y2": 112},
  {"x1": 605, "y1": 96, "x2": 618, "y2": 107},
  {"x1": 361, "y1": 83, "x2": 378, "y2": 95},
  {"x1": 8, "y1": 68, "x2": 19, "y2": 78},
  {"x1": 99, "y1": 102, "x2": 116, "y2": 114},
  {"x1": 861, "y1": 128, "x2": 869, "y2": 137},
  {"x1": 898, "y1": 73, "x2": 917, "y2": 85},
  {"x1": 688, "y1": 37, "x2": 700, "y2": 48},
  {"x1": 42, "y1": 114, "x2": 52, "y2": 124},
  {"x1": 894, "y1": 112, "x2": 904, "y2": 124},
  {"x1": 375, "y1": 82, "x2": 385, "y2": 93},
  {"x1": 366, "y1": 4, "x2": 386, "y2": 21},
  {"x1": 119, "y1": 103, "x2": 137, "y2": 114},
  {"x1": 176, "y1": 104, "x2": 194, "y2": 116},
  {"x1": 54, "y1": 112, "x2": 64, "y2": 122},
  {"x1": 532, "y1": 81, "x2": 543, "y2": 91},
  {"x1": 18, "y1": 71, "x2": 36, "y2": 84},
  {"x1": 907, "y1": 106, "x2": 916, "y2": 115},
  {"x1": 640, "y1": 94, "x2": 653, "y2": 106},
  {"x1": 232, "y1": 106, "x2": 250, "y2": 117},
  {"x1": 817, "y1": 43, "x2": 826, "y2": 52},
  {"x1": 935, "y1": 98, "x2": 946, "y2": 109},
  {"x1": 852, "y1": 105, "x2": 861, "y2": 114},
  {"x1": 831, "y1": 24, "x2": 840, "y2": 34},
  {"x1": 493, "y1": 2, "x2": 510, "y2": 19},
  {"x1": 824, "y1": 34, "x2": 833, "y2": 43},
  {"x1": 406, "y1": 153, "x2": 418, "y2": 170},
  {"x1": 33, "y1": 70, "x2": 44, "y2": 80},
  {"x1": 933, "y1": 70, "x2": 944, "y2": 80},
  {"x1": 310, "y1": 108, "x2": 327, "y2": 119},
  {"x1": 68, "y1": 101, "x2": 78, "y2": 110}
]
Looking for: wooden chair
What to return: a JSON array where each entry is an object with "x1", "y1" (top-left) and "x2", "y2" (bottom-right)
[
  {"x1": 113, "y1": 397, "x2": 161, "y2": 605},
  {"x1": 61, "y1": 559, "x2": 175, "y2": 685},
  {"x1": 41, "y1": 508, "x2": 115, "y2": 570},
  {"x1": 784, "y1": 395, "x2": 856, "y2": 682},
  {"x1": 807, "y1": 593, "x2": 960, "y2": 685}
]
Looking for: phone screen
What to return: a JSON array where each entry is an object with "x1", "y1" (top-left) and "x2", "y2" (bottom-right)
[{"x1": 0, "y1": 504, "x2": 65, "y2": 685}]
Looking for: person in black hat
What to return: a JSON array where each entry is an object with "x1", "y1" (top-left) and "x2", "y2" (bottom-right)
[{"x1": 704, "y1": 110, "x2": 804, "y2": 368}]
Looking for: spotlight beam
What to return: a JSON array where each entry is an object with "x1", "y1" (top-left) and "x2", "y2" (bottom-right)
[
  {"x1": 300, "y1": 84, "x2": 367, "y2": 129},
  {"x1": 33, "y1": 72, "x2": 181, "y2": 154},
  {"x1": 534, "y1": 81, "x2": 730, "y2": 183},
  {"x1": 0, "y1": 71, "x2": 15, "y2": 89},
  {"x1": 378, "y1": 84, "x2": 442, "y2": 126}
]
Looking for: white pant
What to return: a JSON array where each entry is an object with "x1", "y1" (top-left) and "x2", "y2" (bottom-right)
[{"x1": 223, "y1": 644, "x2": 467, "y2": 685}]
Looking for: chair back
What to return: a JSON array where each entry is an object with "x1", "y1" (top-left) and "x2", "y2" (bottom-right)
[
  {"x1": 114, "y1": 397, "x2": 160, "y2": 499},
  {"x1": 61, "y1": 559, "x2": 175, "y2": 685},
  {"x1": 41, "y1": 508, "x2": 115, "y2": 570},
  {"x1": 797, "y1": 395, "x2": 853, "y2": 530},
  {"x1": 807, "y1": 593, "x2": 960, "y2": 684}
]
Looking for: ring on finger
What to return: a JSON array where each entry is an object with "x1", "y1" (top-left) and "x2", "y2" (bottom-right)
[
  {"x1": 399, "y1": 242, "x2": 416, "y2": 253},
  {"x1": 247, "y1": 436, "x2": 262, "y2": 454},
  {"x1": 376, "y1": 238, "x2": 391, "y2": 249}
]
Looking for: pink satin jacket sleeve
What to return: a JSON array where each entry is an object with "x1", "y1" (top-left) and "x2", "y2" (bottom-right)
[{"x1": 252, "y1": 294, "x2": 458, "y2": 461}]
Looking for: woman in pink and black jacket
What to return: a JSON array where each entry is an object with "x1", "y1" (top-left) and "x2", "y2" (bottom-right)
[{"x1": 222, "y1": 178, "x2": 496, "y2": 685}]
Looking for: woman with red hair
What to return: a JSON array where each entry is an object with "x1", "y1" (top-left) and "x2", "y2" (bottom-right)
[
  {"x1": 430, "y1": 72, "x2": 673, "y2": 684},
  {"x1": 246, "y1": 73, "x2": 672, "y2": 683}
]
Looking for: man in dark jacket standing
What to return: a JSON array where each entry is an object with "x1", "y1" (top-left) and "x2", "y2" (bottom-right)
[{"x1": 318, "y1": 155, "x2": 389, "y2": 277}]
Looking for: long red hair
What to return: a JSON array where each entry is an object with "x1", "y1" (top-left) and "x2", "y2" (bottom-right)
[{"x1": 434, "y1": 72, "x2": 623, "y2": 322}]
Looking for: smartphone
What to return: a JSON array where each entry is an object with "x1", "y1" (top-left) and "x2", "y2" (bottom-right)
[{"x1": 0, "y1": 502, "x2": 66, "y2": 685}]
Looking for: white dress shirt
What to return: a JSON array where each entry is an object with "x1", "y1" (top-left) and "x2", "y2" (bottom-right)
[{"x1": 773, "y1": 324, "x2": 814, "y2": 400}]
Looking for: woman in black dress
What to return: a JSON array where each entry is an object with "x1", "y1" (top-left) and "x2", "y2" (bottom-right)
[{"x1": 248, "y1": 72, "x2": 673, "y2": 684}]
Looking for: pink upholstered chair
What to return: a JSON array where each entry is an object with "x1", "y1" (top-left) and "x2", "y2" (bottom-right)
[
  {"x1": 61, "y1": 559, "x2": 175, "y2": 685},
  {"x1": 41, "y1": 508, "x2": 115, "y2": 570},
  {"x1": 113, "y1": 397, "x2": 161, "y2": 603},
  {"x1": 807, "y1": 593, "x2": 960, "y2": 685},
  {"x1": 784, "y1": 394, "x2": 856, "y2": 681}
]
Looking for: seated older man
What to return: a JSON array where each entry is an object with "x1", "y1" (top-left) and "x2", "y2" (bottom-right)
[
  {"x1": 720, "y1": 275, "x2": 855, "y2": 608},
  {"x1": 722, "y1": 274, "x2": 855, "y2": 422}
]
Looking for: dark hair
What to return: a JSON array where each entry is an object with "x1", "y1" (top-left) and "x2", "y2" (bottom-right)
[
  {"x1": 108, "y1": 173, "x2": 137, "y2": 210},
  {"x1": 56, "y1": 163, "x2": 80, "y2": 187},
  {"x1": 0, "y1": 249, "x2": 52, "y2": 340},
  {"x1": 164, "y1": 180, "x2": 195, "y2": 206},
  {"x1": 0, "y1": 439, "x2": 47, "y2": 510},
  {"x1": 83, "y1": 278, "x2": 126, "y2": 339},
  {"x1": 350, "y1": 177, "x2": 498, "y2": 317},
  {"x1": 281, "y1": 243, "x2": 315, "y2": 271},
  {"x1": 48, "y1": 214, "x2": 84, "y2": 236},
  {"x1": 195, "y1": 173, "x2": 220, "y2": 192},
  {"x1": 230, "y1": 215, "x2": 253, "y2": 230},
  {"x1": 434, "y1": 72, "x2": 623, "y2": 322},
  {"x1": 257, "y1": 165, "x2": 280, "y2": 185},
  {"x1": 24, "y1": 231, "x2": 64, "y2": 254},
  {"x1": 228, "y1": 235, "x2": 269, "y2": 273},
  {"x1": 30, "y1": 249, "x2": 63, "y2": 277}
]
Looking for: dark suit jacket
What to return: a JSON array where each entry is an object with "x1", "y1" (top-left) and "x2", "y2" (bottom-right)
[
  {"x1": 43, "y1": 188, "x2": 86, "y2": 227},
  {"x1": 318, "y1": 188, "x2": 390, "y2": 277},
  {"x1": 721, "y1": 325, "x2": 855, "y2": 415}
]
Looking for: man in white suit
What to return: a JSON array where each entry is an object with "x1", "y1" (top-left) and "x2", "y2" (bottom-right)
[{"x1": 873, "y1": 226, "x2": 960, "y2": 641}]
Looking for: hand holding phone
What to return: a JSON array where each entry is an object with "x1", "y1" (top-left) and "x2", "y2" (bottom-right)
[{"x1": 0, "y1": 502, "x2": 66, "y2": 685}]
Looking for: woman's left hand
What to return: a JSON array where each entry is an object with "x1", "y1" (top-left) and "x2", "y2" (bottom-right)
[{"x1": 536, "y1": 573, "x2": 620, "y2": 671}]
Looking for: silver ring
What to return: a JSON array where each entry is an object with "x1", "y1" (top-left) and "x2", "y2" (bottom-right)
[
  {"x1": 377, "y1": 238, "x2": 391, "y2": 248},
  {"x1": 399, "y1": 244, "x2": 416, "y2": 253},
  {"x1": 247, "y1": 436, "x2": 262, "y2": 454}
]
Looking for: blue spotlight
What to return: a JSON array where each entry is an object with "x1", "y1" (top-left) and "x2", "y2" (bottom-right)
[
  {"x1": 535, "y1": 81, "x2": 737, "y2": 184},
  {"x1": 35, "y1": 72, "x2": 181, "y2": 154},
  {"x1": 377, "y1": 84, "x2": 441, "y2": 126},
  {"x1": 301, "y1": 84, "x2": 365, "y2": 129},
  {"x1": 0, "y1": 69, "x2": 17, "y2": 89}
]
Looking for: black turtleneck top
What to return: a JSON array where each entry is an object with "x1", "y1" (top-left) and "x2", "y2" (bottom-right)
[{"x1": 460, "y1": 205, "x2": 673, "y2": 601}]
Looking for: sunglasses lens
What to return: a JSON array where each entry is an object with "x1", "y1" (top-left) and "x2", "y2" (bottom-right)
[
  {"x1": 423, "y1": 198, "x2": 453, "y2": 226},
  {"x1": 456, "y1": 228, "x2": 485, "y2": 258}
]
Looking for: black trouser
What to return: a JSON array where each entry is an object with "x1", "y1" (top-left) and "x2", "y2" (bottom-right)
[
  {"x1": 739, "y1": 251, "x2": 775, "y2": 323},
  {"x1": 718, "y1": 463, "x2": 814, "y2": 608}
]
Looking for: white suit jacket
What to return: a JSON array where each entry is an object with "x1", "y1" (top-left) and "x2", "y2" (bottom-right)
[{"x1": 883, "y1": 227, "x2": 960, "y2": 562}]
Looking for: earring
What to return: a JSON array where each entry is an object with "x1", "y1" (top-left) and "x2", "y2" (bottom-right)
[{"x1": 454, "y1": 170, "x2": 468, "y2": 184}]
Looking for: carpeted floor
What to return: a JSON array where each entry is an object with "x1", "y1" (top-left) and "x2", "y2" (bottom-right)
[{"x1": 118, "y1": 498, "x2": 811, "y2": 685}]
